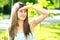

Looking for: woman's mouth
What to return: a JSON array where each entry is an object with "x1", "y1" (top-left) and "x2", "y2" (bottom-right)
[{"x1": 21, "y1": 15, "x2": 25, "y2": 18}]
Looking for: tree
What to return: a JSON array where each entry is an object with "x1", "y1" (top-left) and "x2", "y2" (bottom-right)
[
  {"x1": 0, "y1": 0, "x2": 9, "y2": 8},
  {"x1": 12, "y1": 0, "x2": 37, "y2": 5}
]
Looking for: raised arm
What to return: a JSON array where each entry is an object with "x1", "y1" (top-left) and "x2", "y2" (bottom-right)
[
  {"x1": 29, "y1": 6, "x2": 49, "y2": 25},
  {"x1": 19, "y1": 6, "x2": 49, "y2": 28}
]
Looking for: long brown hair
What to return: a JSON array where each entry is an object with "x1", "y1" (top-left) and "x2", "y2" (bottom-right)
[{"x1": 9, "y1": 2, "x2": 31, "y2": 40}]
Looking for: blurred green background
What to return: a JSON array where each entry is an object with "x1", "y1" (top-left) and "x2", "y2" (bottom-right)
[{"x1": 0, "y1": 0, "x2": 60, "y2": 40}]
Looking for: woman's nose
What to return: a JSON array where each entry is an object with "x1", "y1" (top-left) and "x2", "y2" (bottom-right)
[{"x1": 22, "y1": 11, "x2": 25, "y2": 14}]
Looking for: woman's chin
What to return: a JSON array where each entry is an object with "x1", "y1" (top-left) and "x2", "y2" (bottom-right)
[{"x1": 20, "y1": 18, "x2": 25, "y2": 21}]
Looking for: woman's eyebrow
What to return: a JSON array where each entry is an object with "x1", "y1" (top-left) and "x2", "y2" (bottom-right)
[{"x1": 18, "y1": 8, "x2": 21, "y2": 11}]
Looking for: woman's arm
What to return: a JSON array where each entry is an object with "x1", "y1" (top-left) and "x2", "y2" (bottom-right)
[
  {"x1": 8, "y1": 36, "x2": 12, "y2": 40},
  {"x1": 29, "y1": 6, "x2": 49, "y2": 25},
  {"x1": 27, "y1": 6, "x2": 49, "y2": 28},
  {"x1": 19, "y1": 6, "x2": 49, "y2": 27},
  {"x1": 8, "y1": 30, "x2": 12, "y2": 40}
]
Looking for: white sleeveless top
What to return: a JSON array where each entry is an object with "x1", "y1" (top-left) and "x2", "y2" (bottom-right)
[{"x1": 14, "y1": 32, "x2": 36, "y2": 40}]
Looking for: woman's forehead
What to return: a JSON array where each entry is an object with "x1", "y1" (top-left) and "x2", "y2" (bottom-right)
[{"x1": 18, "y1": 8, "x2": 27, "y2": 11}]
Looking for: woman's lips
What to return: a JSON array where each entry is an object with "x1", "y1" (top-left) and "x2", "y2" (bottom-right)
[{"x1": 20, "y1": 15, "x2": 25, "y2": 18}]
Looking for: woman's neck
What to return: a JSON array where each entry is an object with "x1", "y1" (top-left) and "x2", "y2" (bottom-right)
[
  {"x1": 18, "y1": 20, "x2": 24, "y2": 28},
  {"x1": 17, "y1": 20, "x2": 24, "y2": 33}
]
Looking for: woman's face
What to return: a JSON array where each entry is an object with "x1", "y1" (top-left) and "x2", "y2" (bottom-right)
[{"x1": 17, "y1": 9, "x2": 27, "y2": 21}]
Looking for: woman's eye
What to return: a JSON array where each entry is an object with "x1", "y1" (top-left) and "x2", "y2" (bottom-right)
[
  {"x1": 19, "y1": 10, "x2": 22, "y2": 12},
  {"x1": 24, "y1": 10, "x2": 27, "y2": 12}
]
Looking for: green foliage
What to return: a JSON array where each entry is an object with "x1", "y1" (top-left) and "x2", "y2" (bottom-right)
[
  {"x1": 0, "y1": 13, "x2": 9, "y2": 20},
  {"x1": 48, "y1": 13, "x2": 55, "y2": 17},
  {"x1": 0, "y1": 0, "x2": 9, "y2": 8},
  {"x1": 0, "y1": 13, "x2": 4, "y2": 20},
  {"x1": 26, "y1": 2, "x2": 41, "y2": 20},
  {"x1": 0, "y1": 30, "x2": 8, "y2": 40},
  {"x1": 26, "y1": 0, "x2": 60, "y2": 19},
  {"x1": 0, "y1": 22, "x2": 60, "y2": 40},
  {"x1": 52, "y1": 0, "x2": 60, "y2": 8},
  {"x1": 37, "y1": 0, "x2": 57, "y2": 9},
  {"x1": 14, "y1": 0, "x2": 37, "y2": 4},
  {"x1": 28, "y1": 8, "x2": 40, "y2": 20},
  {"x1": 0, "y1": 16, "x2": 4, "y2": 20},
  {"x1": 34, "y1": 22, "x2": 60, "y2": 40},
  {"x1": 38, "y1": 0, "x2": 48, "y2": 8}
]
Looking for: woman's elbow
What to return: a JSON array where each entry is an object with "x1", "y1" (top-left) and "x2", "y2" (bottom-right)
[
  {"x1": 46, "y1": 11, "x2": 49, "y2": 15},
  {"x1": 45, "y1": 10, "x2": 49, "y2": 16}
]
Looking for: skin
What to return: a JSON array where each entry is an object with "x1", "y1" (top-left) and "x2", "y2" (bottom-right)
[
  {"x1": 17, "y1": 9, "x2": 27, "y2": 33},
  {"x1": 9, "y1": 3, "x2": 49, "y2": 40},
  {"x1": 17, "y1": 6, "x2": 49, "y2": 33},
  {"x1": 17, "y1": 9, "x2": 27, "y2": 21}
]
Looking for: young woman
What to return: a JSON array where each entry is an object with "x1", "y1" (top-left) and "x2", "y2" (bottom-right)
[{"x1": 9, "y1": 2, "x2": 49, "y2": 40}]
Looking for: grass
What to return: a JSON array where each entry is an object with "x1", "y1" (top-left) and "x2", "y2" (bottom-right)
[
  {"x1": 34, "y1": 23, "x2": 60, "y2": 40},
  {"x1": 0, "y1": 23, "x2": 60, "y2": 40},
  {"x1": 0, "y1": 30, "x2": 8, "y2": 40}
]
